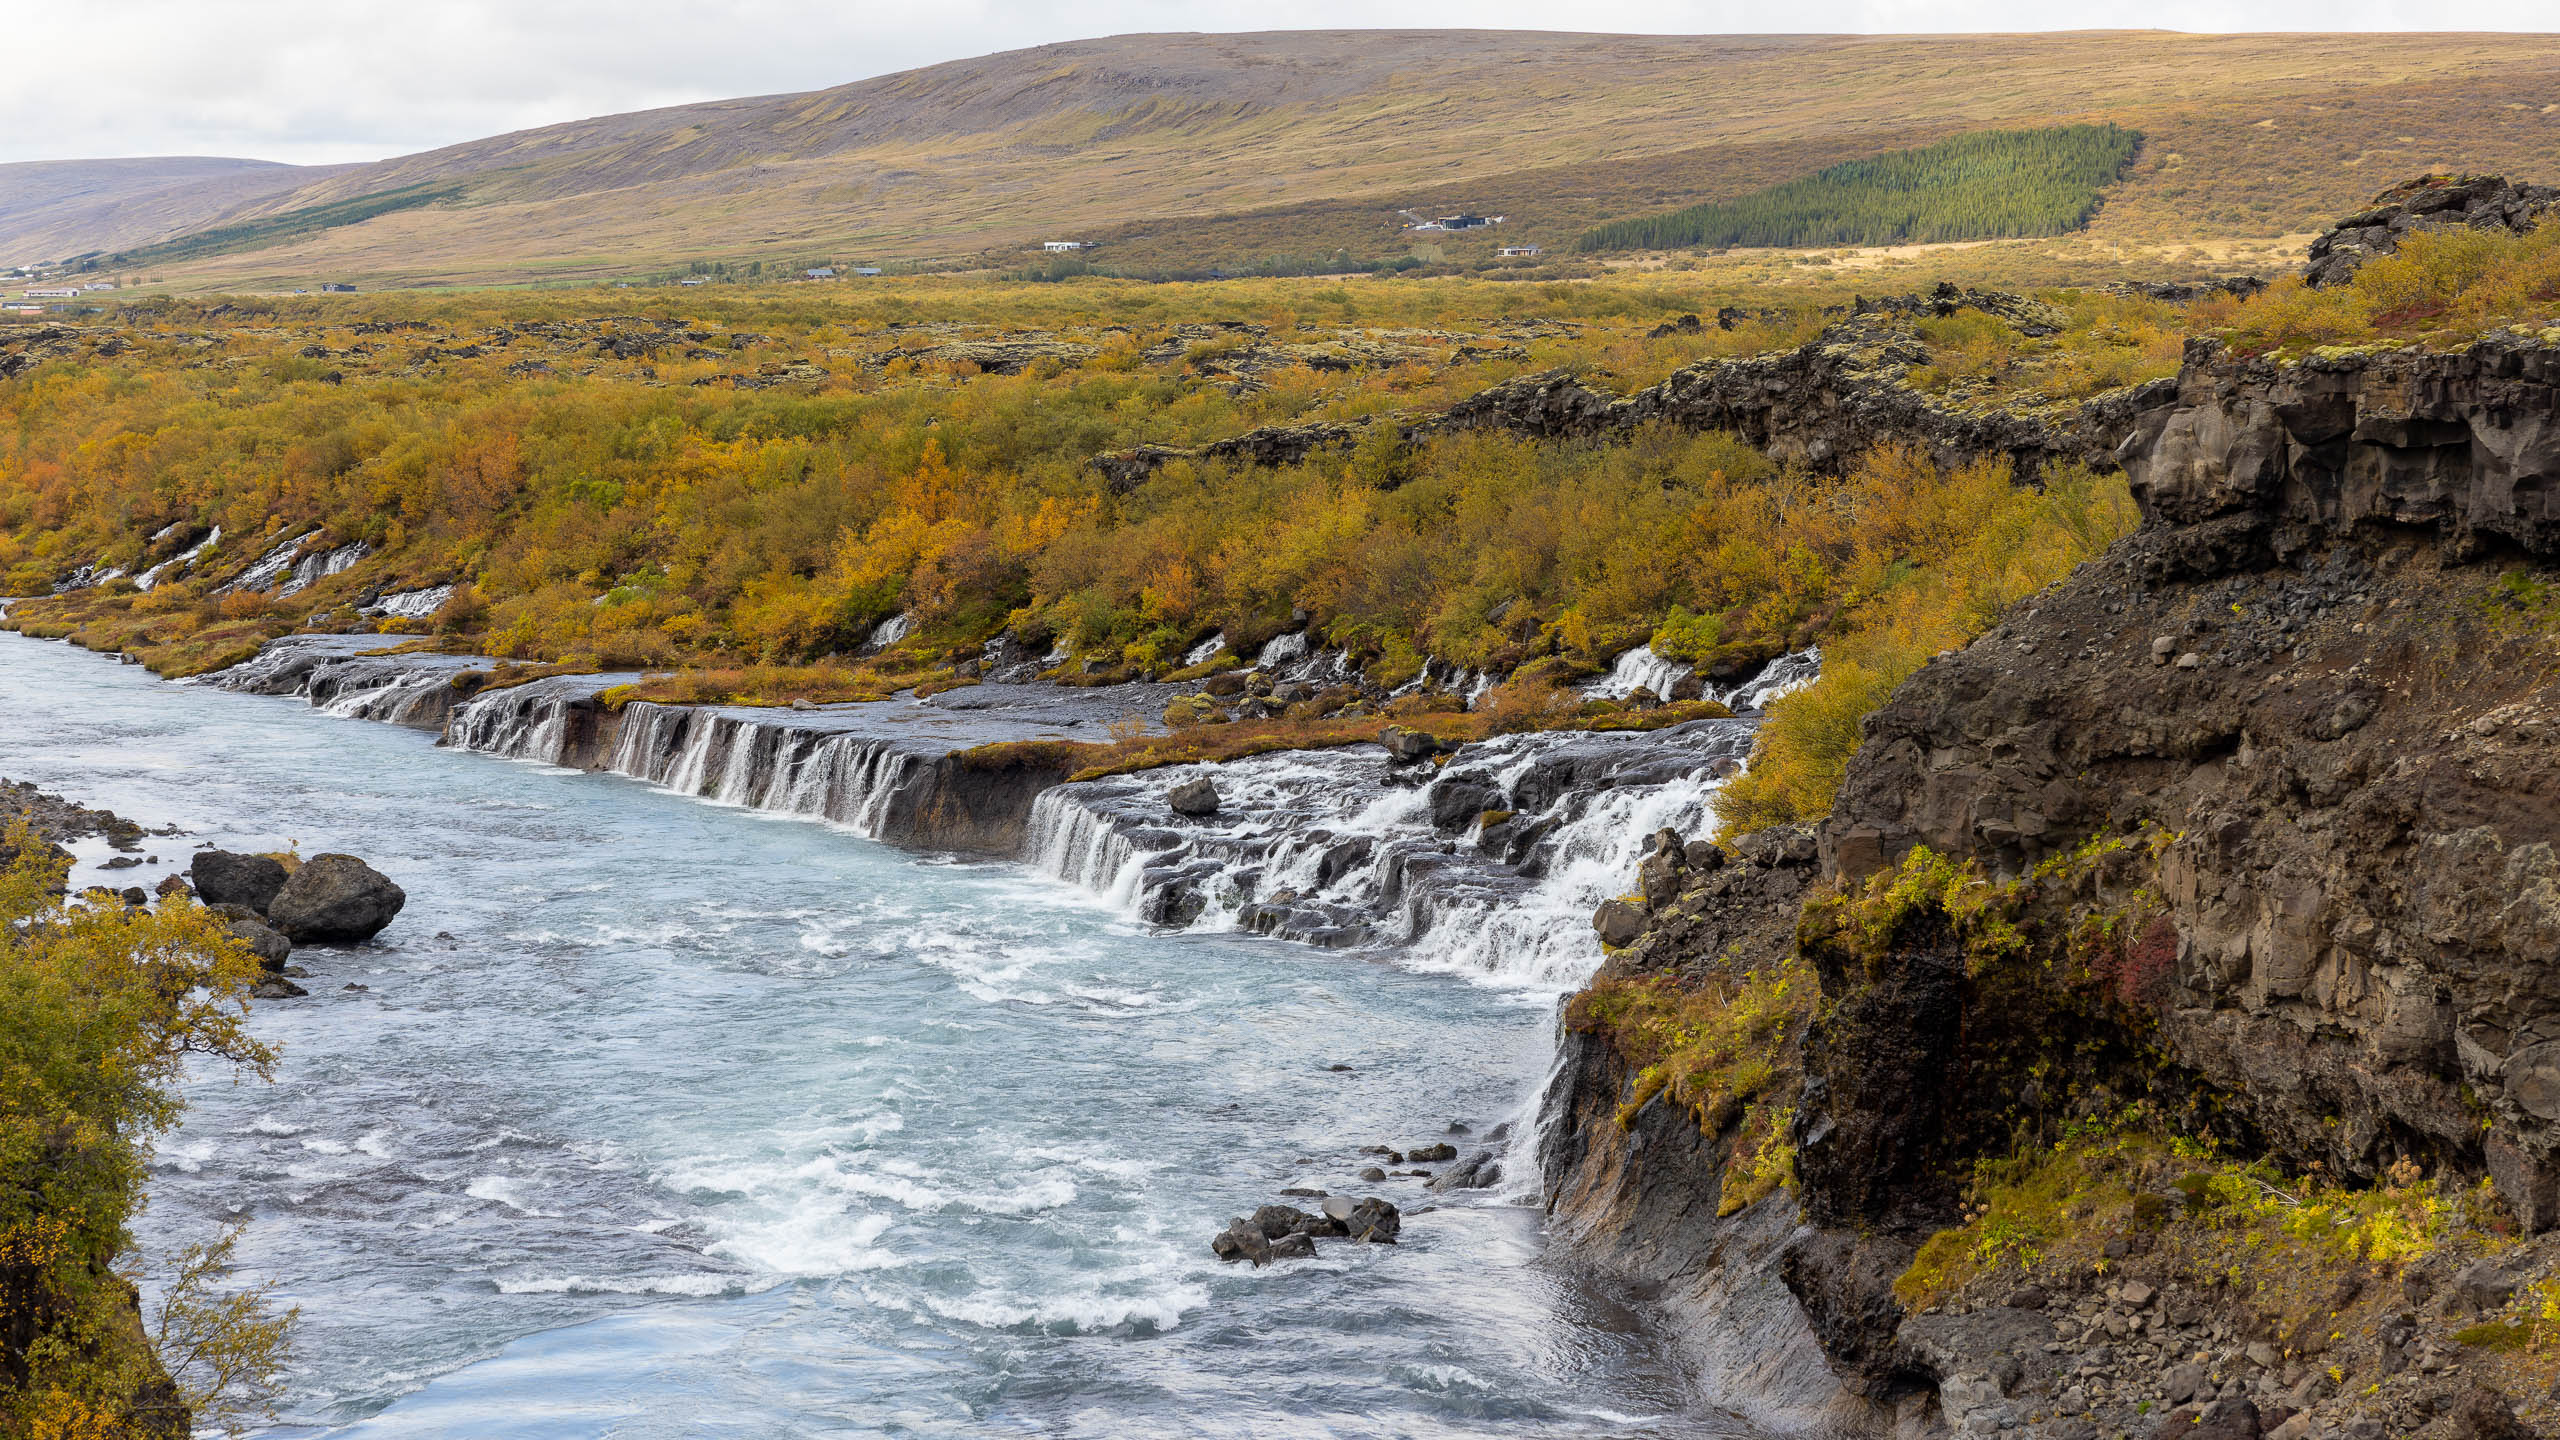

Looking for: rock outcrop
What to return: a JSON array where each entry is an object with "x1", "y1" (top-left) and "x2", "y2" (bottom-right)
[
  {"x1": 2304, "y1": 174, "x2": 2559, "y2": 288},
  {"x1": 1821, "y1": 333, "x2": 2560, "y2": 1219},
  {"x1": 190, "y1": 849, "x2": 289, "y2": 911},
  {"x1": 1091, "y1": 285, "x2": 2171, "y2": 490},
  {"x1": 1539, "y1": 830, "x2": 1906, "y2": 1433},
  {"x1": 265, "y1": 853, "x2": 406, "y2": 943},
  {"x1": 1545, "y1": 323, "x2": 2560, "y2": 1433}
]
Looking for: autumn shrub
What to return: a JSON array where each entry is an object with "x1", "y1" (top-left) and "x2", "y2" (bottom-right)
[
  {"x1": 1713, "y1": 457, "x2": 2138, "y2": 838},
  {"x1": 2219, "y1": 222, "x2": 2560, "y2": 354},
  {"x1": 0, "y1": 825, "x2": 288, "y2": 1434}
]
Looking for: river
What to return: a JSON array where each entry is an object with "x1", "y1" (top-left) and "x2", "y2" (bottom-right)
[{"x1": 3, "y1": 631, "x2": 1760, "y2": 1438}]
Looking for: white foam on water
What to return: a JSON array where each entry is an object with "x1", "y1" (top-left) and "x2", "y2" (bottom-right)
[
  {"x1": 155, "y1": 1138, "x2": 218, "y2": 1173},
  {"x1": 900, "y1": 1275, "x2": 1206, "y2": 1336},
  {"x1": 493, "y1": 1272, "x2": 768, "y2": 1298},
  {"x1": 1585, "y1": 645, "x2": 1692, "y2": 701},
  {"x1": 465, "y1": 1176, "x2": 559, "y2": 1216}
]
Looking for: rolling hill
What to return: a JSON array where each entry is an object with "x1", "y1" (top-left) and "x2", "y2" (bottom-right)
[
  {"x1": 14, "y1": 30, "x2": 2560, "y2": 289},
  {"x1": 0, "y1": 156, "x2": 352, "y2": 267}
]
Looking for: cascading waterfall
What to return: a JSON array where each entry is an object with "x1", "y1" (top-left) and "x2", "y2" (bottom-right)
[
  {"x1": 1717, "y1": 646, "x2": 1821, "y2": 710},
  {"x1": 1023, "y1": 791, "x2": 1148, "y2": 904},
  {"x1": 1022, "y1": 647, "x2": 1818, "y2": 984},
  {"x1": 466, "y1": 696, "x2": 929, "y2": 840},
  {"x1": 1587, "y1": 645, "x2": 1692, "y2": 701},
  {"x1": 1020, "y1": 719, "x2": 1758, "y2": 986},
  {"x1": 230, "y1": 631, "x2": 1815, "y2": 992},
  {"x1": 447, "y1": 688, "x2": 575, "y2": 763},
  {"x1": 315, "y1": 670, "x2": 455, "y2": 725},
  {"x1": 135, "y1": 526, "x2": 219, "y2": 591}
]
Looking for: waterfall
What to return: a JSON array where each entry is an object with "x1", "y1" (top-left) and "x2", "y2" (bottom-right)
[
  {"x1": 217, "y1": 531, "x2": 314, "y2": 595},
  {"x1": 136, "y1": 526, "x2": 219, "y2": 591},
  {"x1": 482, "y1": 698, "x2": 928, "y2": 841},
  {"x1": 865, "y1": 612, "x2": 913, "y2": 652},
  {"x1": 1716, "y1": 646, "x2": 1821, "y2": 711},
  {"x1": 316, "y1": 670, "x2": 453, "y2": 724},
  {"x1": 447, "y1": 688, "x2": 574, "y2": 763},
  {"x1": 1015, "y1": 719, "x2": 1755, "y2": 987},
  {"x1": 1255, "y1": 631, "x2": 1309, "y2": 668},
  {"x1": 277, "y1": 541, "x2": 372, "y2": 598},
  {"x1": 1398, "y1": 762, "x2": 1731, "y2": 986},
  {"x1": 1586, "y1": 645, "x2": 1692, "y2": 701},
  {"x1": 368, "y1": 583, "x2": 454, "y2": 619},
  {"x1": 1023, "y1": 789, "x2": 1149, "y2": 904}
]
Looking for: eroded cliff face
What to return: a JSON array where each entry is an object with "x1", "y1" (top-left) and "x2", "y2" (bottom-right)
[
  {"x1": 1822, "y1": 335, "x2": 2560, "y2": 1225},
  {"x1": 1537, "y1": 836, "x2": 1920, "y2": 1433},
  {"x1": 1545, "y1": 333, "x2": 2560, "y2": 1434}
]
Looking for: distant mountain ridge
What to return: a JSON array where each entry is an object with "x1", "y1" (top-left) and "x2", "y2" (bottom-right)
[
  {"x1": 0, "y1": 156, "x2": 354, "y2": 266},
  {"x1": 11, "y1": 30, "x2": 2560, "y2": 288}
]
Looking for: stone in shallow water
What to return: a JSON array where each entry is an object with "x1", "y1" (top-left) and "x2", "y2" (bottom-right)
[
  {"x1": 266, "y1": 854, "x2": 406, "y2": 943},
  {"x1": 192, "y1": 849, "x2": 288, "y2": 911}
]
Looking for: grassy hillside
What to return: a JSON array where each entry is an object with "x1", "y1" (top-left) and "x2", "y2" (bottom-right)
[
  {"x1": 0, "y1": 156, "x2": 347, "y2": 267},
  {"x1": 1578, "y1": 125, "x2": 2143, "y2": 252},
  {"x1": 18, "y1": 31, "x2": 2560, "y2": 290}
]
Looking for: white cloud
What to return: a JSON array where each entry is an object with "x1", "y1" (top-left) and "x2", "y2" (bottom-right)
[{"x1": 4, "y1": 1, "x2": 2552, "y2": 165}]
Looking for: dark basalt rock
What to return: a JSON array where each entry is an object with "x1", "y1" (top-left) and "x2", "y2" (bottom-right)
[
  {"x1": 207, "y1": 903, "x2": 292, "y2": 970},
  {"x1": 1213, "y1": 1196, "x2": 1396, "y2": 1263},
  {"x1": 189, "y1": 850, "x2": 288, "y2": 912},
  {"x1": 1803, "y1": 328, "x2": 2560, "y2": 1240},
  {"x1": 2303, "y1": 173, "x2": 2560, "y2": 288},
  {"x1": 1166, "y1": 777, "x2": 1220, "y2": 816},
  {"x1": 1377, "y1": 725, "x2": 1454, "y2": 764},
  {"x1": 1425, "y1": 1149, "x2": 1501, "y2": 1192},
  {"x1": 1088, "y1": 285, "x2": 2179, "y2": 491},
  {"x1": 264, "y1": 854, "x2": 405, "y2": 943},
  {"x1": 1425, "y1": 773, "x2": 1501, "y2": 831}
]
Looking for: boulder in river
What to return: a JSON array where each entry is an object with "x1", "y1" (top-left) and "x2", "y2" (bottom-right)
[
  {"x1": 1167, "y1": 777, "x2": 1221, "y2": 816},
  {"x1": 1211, "y1": 1217, "x2": 1274, "y2": 1266},
  {"x1": 1377, "y1": 725, "x2": 1453, "y2": 765},
  {"x1": 190, "y1": 849, "x2": 288, "y2": 912},
  {"x1": 1215, "y1": 1195, "x2": 1400, "y2": 1261},
  {"x1": 1426, "y1": 774, "x2": 1501, "y2": 830},
  {"x1": 265, "y1": 854, "x2": 406, "y2": 943},
  {"x1": 1251, "y1": 1204, "x2": 1340, "y2": 1238},
  {"x1": 207, "y1": 903, "x2": 292, "y2": 970},
  {"x1": 1427, "y1": 1150, "x2": 1503, "y2": 1193},
  {"x1": 1320, "y1": 1194, "x2": 1402, "y2": 1243}
]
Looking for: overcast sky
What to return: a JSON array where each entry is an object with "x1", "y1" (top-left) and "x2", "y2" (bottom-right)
[{"x1": 6, "y1": 0, "x2": 2552, "y2": 167}]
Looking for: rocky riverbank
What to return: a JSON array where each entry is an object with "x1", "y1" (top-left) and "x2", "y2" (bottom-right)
[{"x1": 1537, "y1": 312, "x2": 2560, "y2": 1432}]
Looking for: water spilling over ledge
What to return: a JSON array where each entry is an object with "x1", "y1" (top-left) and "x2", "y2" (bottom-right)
[{"x1": 208, "y1": 635, "x2": 1817, "y2": 982}]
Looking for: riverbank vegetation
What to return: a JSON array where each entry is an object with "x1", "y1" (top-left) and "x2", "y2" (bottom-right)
[
  {"x1": 1707, "y1": 456, "x2": 2138, "y2": 837},
  {"x1": 0, "y1": 827, "x2": 290, "y2": 1435},
  {"x1": 0, "y1": 276, "x2": 2184, "y2": 704}
]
